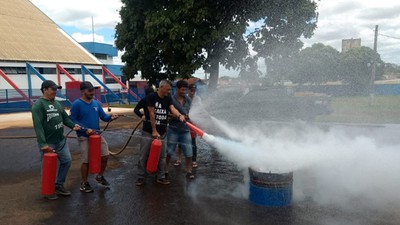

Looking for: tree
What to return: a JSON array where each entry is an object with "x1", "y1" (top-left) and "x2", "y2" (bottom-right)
[
  {"x1": 384, "y1": 63, "x2": 400, "y2": 77},
  {"x1": 238, "y1": 57, "x2": 263, "y2": 83},
  {"x1": 289, "y1": 43, "x2": 341, "y2": 84},
  {"x1": 115, "y1": 0, "x2": 318, "y2": 88},
  {"x1": 341, "y1": 46, "x2": 384, "y2": 94},
  {"x1": 250, "y1": 0, "x2": 318, "y2": 83}
]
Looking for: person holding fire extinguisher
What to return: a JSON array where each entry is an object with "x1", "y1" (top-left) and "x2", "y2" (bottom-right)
[
  {"x1": 165, "y1": 80, "x2": 195, "y2": 179},
  {"x1": 70, "y1": 81, "x2": 119, "y2": 193},
  {"x1": 136, "y1": 80, "x2": 185, "y2": 186},
  {"x1": 32, "y1": 80, "x2": 81, "y2": 200}
]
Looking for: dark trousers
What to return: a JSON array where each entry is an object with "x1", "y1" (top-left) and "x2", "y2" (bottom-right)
[{"x1": 192, "y1": 137, "x2": 197, "y2": 162}]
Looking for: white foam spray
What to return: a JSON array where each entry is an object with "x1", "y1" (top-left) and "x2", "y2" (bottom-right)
[{"x1": 193, "y1": 115, "x2": 400, "y2": 208}]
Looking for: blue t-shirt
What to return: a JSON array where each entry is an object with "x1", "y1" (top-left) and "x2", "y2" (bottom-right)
[{"x1": 70, "y1": 99, "x2": 112, "y2": 137}]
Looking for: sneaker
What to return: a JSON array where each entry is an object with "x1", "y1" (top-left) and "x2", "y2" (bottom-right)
[
  {"x1": 156, "y1": 178, "x2": 170, "y2": 185},
  {"x1": 55, "y1": 185, "x2": 71, "y2": 196},
  {"x1": 80, "y1": 182, "x2": 94, "y2": 193},
  {"x1": 44, "y1": 194, "x2": 58, "y2": 200},
  {"x1": 136, "y1": 178, "x2": 145, "y2": 186},
  {"x1": 96, "y1": 175, "x2": 110, "y2": 187},
  {"x1": 165, "y1": 172, "x2": 169, "y2": 179}
]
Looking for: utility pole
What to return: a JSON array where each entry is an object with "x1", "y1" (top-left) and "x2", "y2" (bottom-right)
[{"x1": 369, "y1": 25, "x2": 378, "y2": 106}]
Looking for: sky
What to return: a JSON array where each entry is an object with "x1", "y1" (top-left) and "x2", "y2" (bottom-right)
[{"x1": 30, "y1": 0, "x2": 400, "y2": 78}]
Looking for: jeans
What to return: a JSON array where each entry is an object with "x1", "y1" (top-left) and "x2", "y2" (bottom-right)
[
  {"x1": 40, "y1": 138, "x2": 72, "y2": 188},
  {"x1": 166, "y1": 127, "x2": 193, "y2": 158},
  {"x1": 137, "y1": 131, "x2": 167, "y2": 179}
]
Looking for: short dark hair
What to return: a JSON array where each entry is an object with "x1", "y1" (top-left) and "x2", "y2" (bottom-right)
[
  {"x1": 145, "y1": 86, "x2": 154, "y2": 96},
  {"x1": 176, "y1": 80, "x2": 188, "y2": 89}
]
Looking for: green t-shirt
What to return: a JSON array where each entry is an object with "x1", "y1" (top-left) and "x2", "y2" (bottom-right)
[{"x1": 31, "y1": 98, "x2": 75, "y2": 148}]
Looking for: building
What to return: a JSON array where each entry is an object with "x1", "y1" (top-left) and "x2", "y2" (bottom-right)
[
  {"x1": 80, "y1": 42, "x2": 126, "y2": 86},
  {"x1": 342, "y1": 38, "x2": 361, "y2": 52},
  {"x1": 0, "y1": 0, "x2": 137, "y2": 112}
]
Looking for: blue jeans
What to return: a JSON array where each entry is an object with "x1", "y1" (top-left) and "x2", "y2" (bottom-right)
[
  {"x1": 167, "y1": 127, "x2": 193, "y2": 158},
  {"x1": 40, "y1": 138, "x2": 72, "y2": 188}
]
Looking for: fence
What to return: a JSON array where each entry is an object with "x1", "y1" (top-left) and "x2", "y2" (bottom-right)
[
  {"x1": 0, "y1": 87, "x2": 145, "y2": 114},
  {"x1": 294, "y1": 84, "x2": 400, "y2": 96}
]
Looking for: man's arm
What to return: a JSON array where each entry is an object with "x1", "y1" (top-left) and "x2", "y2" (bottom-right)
[
  {"x1": 148, "y1": 106, "x2": 159, "y2": 138},
  {"x1": 169, "y1": 105, "x2": 185, "y2": 122},
  {"x1": 98, "y1": 101, "x2": 113, "y2": 122},
  {"x1": 134, "y1": 99, "x2": 146, "y2": 118},
  {"x1": 31, "y1": 103, "x2": 47, "y2": 149},
  {"x1": 61, "y1": 108, "x2": 76, "y2": 129},
  {"x1": 67, "y1": 102, "x2": 83, "y2": 131}
]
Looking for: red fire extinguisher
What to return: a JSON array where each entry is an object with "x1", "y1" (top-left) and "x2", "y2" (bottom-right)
[
  {"x1": 89, "y1": 135, "x2": 101, "y2": 174},
  {"x1": 146, "y1": 139, "x2": 162, "y2": 173},
  {"x1": 41, "y1": 152, "x2": 58, "y2": 196}
]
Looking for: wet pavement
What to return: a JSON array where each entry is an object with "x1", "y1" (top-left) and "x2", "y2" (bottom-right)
[{"x1": 1, "y1": 121, "x2": 400, "y2": 225}]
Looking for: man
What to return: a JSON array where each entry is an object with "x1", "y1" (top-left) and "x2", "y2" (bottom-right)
[
  {"x1": 32, "y1": 80, "x2": 80, "y2": 200},
  {"x1": 188, "y1": 84, "x2": 201, "y2": 168},
  {"x1": 166, "y1": 80, "x2": 194, "y2": 179},
  {"x1": 70, "y1": 81, "x2": 118, "y2": 193},
  {"x1": 136, "y1": 80, "x2": 185, "y2": 186}
]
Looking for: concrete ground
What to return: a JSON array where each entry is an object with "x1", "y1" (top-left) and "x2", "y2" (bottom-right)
[{"x1": 0, "y1": 109, "x2": 400, "y2": 225}]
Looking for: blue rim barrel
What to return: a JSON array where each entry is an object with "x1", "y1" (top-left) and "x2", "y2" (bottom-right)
[{"x1": 248, "y1": 168, "x2": 293, "y2": 207}]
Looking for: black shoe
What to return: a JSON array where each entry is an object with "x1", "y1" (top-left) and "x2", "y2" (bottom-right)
[
  {"x1": 156, "y1": 178, "x2": 170, "y2": 185},
  {"x1": 165, "y1": 172, "x2": 169, "y2": 179},
  {"x1": 80, "y1": 182, "x2": 94, "y2": 193},
  {"x1": 55, "y1": 185, "x2": 71, "y2": 196},
  {"x1": 136, "y1": 178, "x2": 145, "y2": 186},
  {"x1": 186, "y1": 172, "x2": 195, "y2": 180},
  {"x1": 96, "y1": 175, "x2": 110, "y2": 187},
  {"x1": 44, "y1": 194, "x2": 59, "y2": 200}
]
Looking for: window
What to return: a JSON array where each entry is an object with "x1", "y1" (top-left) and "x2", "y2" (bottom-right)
[{"x1": 105, "y1": 77, "x2": 119, "y2": 84}]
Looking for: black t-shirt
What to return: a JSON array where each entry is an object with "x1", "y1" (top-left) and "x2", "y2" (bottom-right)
[{"x1": 142, "y1": 92, "x2": 172, "y2": 135}]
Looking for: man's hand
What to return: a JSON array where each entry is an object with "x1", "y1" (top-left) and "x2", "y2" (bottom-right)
[
  {"x1": 86, "y1": 129, "x2": 96, "y2": 136},
  {"x1": 111, "y1": 114, "x2": 119, "y2": 120},
  {"x1": 178, "y1": 114, "x2": 186, "y2": 122},
  {"x1": 41, "y1": 146, "x2": 54, "y2": 153},
  {"x1": 152, "y1": 130, "x2": 160, "y2": 139},
  {"x1": 73, "y1": 124, "x2": 81, "y2": 131}
]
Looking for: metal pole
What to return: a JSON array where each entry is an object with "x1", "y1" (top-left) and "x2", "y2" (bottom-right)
[{"x1": 369, "y1": 25, "x2": 378, "y2": 106}]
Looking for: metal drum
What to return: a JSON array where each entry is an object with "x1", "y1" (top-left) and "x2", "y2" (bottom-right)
[{"x1": 248, "y1": 168, "x2": 293, "y2": 207}]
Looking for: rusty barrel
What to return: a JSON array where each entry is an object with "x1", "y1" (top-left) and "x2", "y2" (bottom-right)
[{"x1": 248, "y1": 168, "x2": 293, "y2": 207}]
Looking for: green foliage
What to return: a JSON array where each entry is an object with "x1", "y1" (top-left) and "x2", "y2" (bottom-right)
[
  {"x1": 384, "y1": 63, "x2": 400, "y2": 76},
  {"x1": 341, "y1": 46, "x2": 384, "y2": 93},
  {"x1": 115, "y1": 0, "x2": 318, "y2": 87},
  {"x1": 290, "y1": 43, "x2": 341, "y2": 84}
]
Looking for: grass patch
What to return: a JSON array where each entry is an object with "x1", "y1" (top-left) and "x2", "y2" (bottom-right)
[{"x1": 316, "y1": 96, "x2": 400, "y2": 124}]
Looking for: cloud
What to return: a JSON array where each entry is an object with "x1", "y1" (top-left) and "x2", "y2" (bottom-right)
[
  {"x1": 30, "y1": 0, "x2": 122, "y2": 30},
  {"x1": 30, "y1": 0, "x2": 400, "y2": 76},
  {"x1": 71, "y1": 32, "x2": 107, "y2": 43},
  {"x1": 302, "y1": 0, "x2": 400, "y2": 64}
]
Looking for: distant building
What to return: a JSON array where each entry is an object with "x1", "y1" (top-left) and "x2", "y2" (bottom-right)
[
  {"x1": 342, "y1": 38, "x2": 361, "y2": 52},
  {"x1": 0, "y1": 0, "x2": 105, "y2": 91},
  {"x1": 80, "y1": 42, "x2": 125, "y2": 85}
]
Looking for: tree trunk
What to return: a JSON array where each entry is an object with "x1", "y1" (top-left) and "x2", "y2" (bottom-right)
[{"x1": 208, "y1": 58, "x2": 219, "y2": 91}]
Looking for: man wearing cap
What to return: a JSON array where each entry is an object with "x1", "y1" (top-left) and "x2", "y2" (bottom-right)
[
  {"x1": 32, "y1": 80, "x2": 80, "y2": 200},
  {"x1": 70, "y1": 81, "x2": 119, "y2": 193}
]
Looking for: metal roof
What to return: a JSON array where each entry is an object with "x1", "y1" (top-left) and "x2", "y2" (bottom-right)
[{"x1": 0, "y1": 0, "x2": 102, "y2": 65}]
